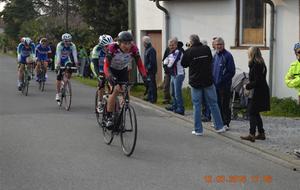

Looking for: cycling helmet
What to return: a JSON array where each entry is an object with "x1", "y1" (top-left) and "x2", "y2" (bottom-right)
[
  {"x1": 117, "y1": 31, "x2": 133, "y2": 42},
  {"x1": 99, "y1": 34, "x2": 113, "y2": 47},
  {"x1": 40, "y1": 37, "x2": 47, "y2": 44},
  {"x1": 294, "y1": 42, "x2": 300, "y2": 52},
  {"x1": 24, "y1": 37, "x2": 32, "y2": 46},
  {"x1": 62, "y1": 33, "x2": 72, "y2": 41},
  {"x1": 20, "y1": 37, "x2": 26, "y2": 43}
]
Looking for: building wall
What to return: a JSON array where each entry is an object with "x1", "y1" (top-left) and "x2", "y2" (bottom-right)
[
  {"x1": 135, "y1": 0, "x2": 163, "y2": 51},
  {"x1": 136, "y1": 0, "x2": 299, "y2": 99}
]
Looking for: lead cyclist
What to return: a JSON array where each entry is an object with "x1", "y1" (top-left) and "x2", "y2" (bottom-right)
[
  {"x1": 103, "y1": 31, "x2": 147, "y2": 128},
  {"x1": 54, "y1": 33, "x2": 79, "y2": 102}
]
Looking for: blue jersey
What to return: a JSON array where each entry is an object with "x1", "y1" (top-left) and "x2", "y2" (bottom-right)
[
  {"x1": 55, "y1": 41, "x2": 78, "y2": 66},
  {"x1": 17, "y1": 43, "x2": 35, "y2": 64},
  {"x1": 35, "y1": 43, "x2": 51, "y2": 61}
]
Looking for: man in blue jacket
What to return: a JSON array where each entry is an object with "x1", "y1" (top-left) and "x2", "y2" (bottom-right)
[
  {"x1": 213, "y1": 37, "x2": 236, "y2": 130},
  {"x1": 143, "y1": 36, "x2": 157, "y2": 103}
]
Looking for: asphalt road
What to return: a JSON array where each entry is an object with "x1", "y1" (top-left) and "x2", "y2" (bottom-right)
[{"x1": 0, "y1": 54, "x2": 299, "y2": 190}]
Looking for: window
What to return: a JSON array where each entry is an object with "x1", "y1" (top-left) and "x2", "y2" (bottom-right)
[{"x1": 234, "y1": 0, "x2": 266, "y2": 47}]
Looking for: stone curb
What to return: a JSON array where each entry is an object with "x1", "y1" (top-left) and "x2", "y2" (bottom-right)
[{"x1": 131, "y1": 96, "x2": 300, "y2": 171}]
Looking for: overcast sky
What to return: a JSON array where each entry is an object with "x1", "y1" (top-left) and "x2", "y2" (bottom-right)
[{"x1": 0, "y1": 2, "x2": 5, "y2": 12}]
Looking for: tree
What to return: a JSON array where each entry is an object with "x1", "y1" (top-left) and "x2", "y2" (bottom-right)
[
  {"x1": 0, "y1": 0, "x2": 38, "y2": 39},
  {"x1": 75, "y1": 0, "x2": 128, "y2": 37}
]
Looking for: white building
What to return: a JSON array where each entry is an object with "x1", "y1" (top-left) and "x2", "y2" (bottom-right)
[{"x1": 135, "y1": 0, "x2": 299, "y2": 99}]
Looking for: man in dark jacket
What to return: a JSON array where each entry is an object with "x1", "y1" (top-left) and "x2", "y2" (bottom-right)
[
  {"x1": 181, "y1": 34, "x2": 226, "y2": 135},
  {"x1": 143, "y1": 36, "x2": 157, "y2": 103},
  {"x1": 213, "y1": 37, "x2": 236, "y2": 129}
]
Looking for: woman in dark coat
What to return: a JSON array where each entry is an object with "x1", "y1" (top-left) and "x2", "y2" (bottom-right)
[{"x1": 241, "y1": 47, "x2": 270, "y2": 142}]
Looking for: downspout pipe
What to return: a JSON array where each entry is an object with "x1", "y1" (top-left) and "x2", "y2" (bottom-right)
[
  {"x1": 264, "y1": 0, "x2": 275, "y2": 96},
  {"x1": 155, "y1": 0, "x2": 170, "y2": 46}
]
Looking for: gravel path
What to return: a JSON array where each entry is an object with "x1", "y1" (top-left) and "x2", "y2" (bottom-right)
[{"x1": 185, "y1": 111, "x2": 300, "y2": 159}]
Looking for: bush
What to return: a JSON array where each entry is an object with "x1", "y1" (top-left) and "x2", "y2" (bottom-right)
[{"x1": 263, "y1": 97, "x2": 300, "y2": 117}]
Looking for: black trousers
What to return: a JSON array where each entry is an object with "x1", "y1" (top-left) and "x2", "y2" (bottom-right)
[
  {"x1": 147, "y1": 73, "x2": 157, "y2": 103},
  {"x1": 217, "y1": 88, "x2": 231, "y2": 126},
  {"x1": 163, "y1": 73, "x2": 171, "y2": 102},
  {"x1": 249, "y1": 112, "x2": 264, "y2": 135}
]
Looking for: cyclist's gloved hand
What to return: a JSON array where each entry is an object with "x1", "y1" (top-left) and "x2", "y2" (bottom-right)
[
  {"x1": 98, "y1": 74, "x2": 105, "y2": 81},
  {"x1": 142, "y1": 76, "x2": 149, "y2": 86},
  {"x1": 107, "y1": 75, "x2": 116, "y2": 86}
]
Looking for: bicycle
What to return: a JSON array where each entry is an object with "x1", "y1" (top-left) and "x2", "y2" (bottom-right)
[
  {"x1": 99, "y1": 81, "x2": 137, "y2": 157},
  {"x1": 36, "y1": 60, "x2": 47, "y2": 91},
  {"x1": 57, "y1": 65, "x2": 77, "y2": 111},
  {"x1": 20, "y1": 61, "x2": 34, "y2": 96}
]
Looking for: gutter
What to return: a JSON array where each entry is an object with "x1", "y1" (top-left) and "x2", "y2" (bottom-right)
[
  {"x1": 264, "y1": 0, "x2": 275, "y2": 96},
  {"x1": 154, "y1": 0, "x2": 170, "y2": 46}
]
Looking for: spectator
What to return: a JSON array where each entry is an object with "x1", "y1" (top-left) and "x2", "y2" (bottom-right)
[
  {"x1": 240, "y1": 47, "x2": 270, "y2": 142},
  {"x1": 211, "y1": 37, "x2": 218, "y2": 57},
  {"x1": 143, "y1": 36, "x2": 157, "y2": 103},
  {"x1": 285, "y1": 42, "x2": 300, "y2": 157},
  {"x1": 164, "y1": 37, "x2": 185, "y2": 115},
  {"x1": 162, "y1": 39, "x2": 184, "y2": 104},
  {"x1": 78, "y1": 46, "x2": 88, "y2": 77},
  {"x1": 213, "y1": 37, "x2": 236, "y2": 130},
  {"x1": 181, "y1": 34, "x2": 227, "y2": 135},
  {"x1": 48, "y1": 41, "x2": 56, "y2": 71}
]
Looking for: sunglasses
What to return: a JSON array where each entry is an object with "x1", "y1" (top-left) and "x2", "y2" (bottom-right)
[{"x1": 296, "y1": 51, "x2": 300, "y2": 54}]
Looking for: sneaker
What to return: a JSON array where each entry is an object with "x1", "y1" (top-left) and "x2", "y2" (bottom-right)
[
  {"x1": 97, "y1": 103, "x2": 104, "y2": 114},
  {"x1": 165, "y1": 106, "x2": 174, "y2": 112},
  {"x1": 192, "y1": 131, "x2": 203, "y2": 136},
  {"x1": 55, "y1": 93, "x2": 60, "y2": 102},
  {"x1": 105, "y1": 116, "x2": 114, "y2": 129},
  {"x1": 223, "y1": 125, "x2": 230, "y2": 131},
  {"x1": 216, "y1": 127, "x2": 226, "y2": 133}
]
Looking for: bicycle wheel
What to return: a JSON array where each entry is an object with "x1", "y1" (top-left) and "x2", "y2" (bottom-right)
[
  {"x1": 95, "y1": 89, "x2": 102, "y2": 125},
  {"x1": 63, "y1": 81, "x2": 72, "y2": 111},
  {"x1": 22, "y1": 72, "x2": 29, "y2": 96},
  {"x1": 120, "y1": 104, "x2": 137, "y2": 156},
  {"x1": 102, "y1": 101, "x2": 114, "y2": 144},
  {"x1": 39, "y1": 70, "x2": 45, "y2": 92}
]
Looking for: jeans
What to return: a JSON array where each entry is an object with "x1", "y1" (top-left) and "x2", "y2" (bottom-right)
[
  {"x1": 171, "y1": 74, "x2": 185, "y2": 113},
  {"x1": 191, "y1": 85, "x2": 224, "y2": 133},
  {"x1": 147, "y1": 74, "x2": 157, "y2": 103},
  {"x1": 202, "y1": 95, "x2": 211, "y2": 120}
]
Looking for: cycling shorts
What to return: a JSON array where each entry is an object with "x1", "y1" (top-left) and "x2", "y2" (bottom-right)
[{"x1": 110, "y1": 67, "x2": 128, "y2": 83}]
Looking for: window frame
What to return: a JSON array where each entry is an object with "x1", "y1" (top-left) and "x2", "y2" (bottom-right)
[{"x1": 231, "y1": 0, "x2": 269, "y2": 50}]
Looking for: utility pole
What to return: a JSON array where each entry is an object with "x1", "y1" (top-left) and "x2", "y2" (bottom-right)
[
  {"x1": 128, "y1": 0, "x2": 136, "y2": 39},
  {"x1": 66, "y1": 0, "x2": 69, "y2": 32}
]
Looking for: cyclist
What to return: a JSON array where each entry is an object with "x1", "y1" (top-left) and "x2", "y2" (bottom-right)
[
  {"x1": 35, "y1": 38, "x2": 51, "y2": 81},
  {"x1": 17, "y1": 37, "x2": 35, "y2": 91},
  {"x1": 55, "y1": 33, "x2": 79, "y2": 102},
  {"x1": 104, "y1": 31, "x2": 147, "y2": 128},
  {"x1": 90, "y1": 34, "x2": 114, "y2": 113}
]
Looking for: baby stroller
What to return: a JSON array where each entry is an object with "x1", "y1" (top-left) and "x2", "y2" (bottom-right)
[{"x1": 230, "y1": 72, "x2": 249, "y2": 120}]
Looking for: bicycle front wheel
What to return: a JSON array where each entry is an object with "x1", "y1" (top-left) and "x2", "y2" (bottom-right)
[
  {"x1": 120, "y1": 104, "x2": 137, "y2": 156},
  {"x1": 22, "y1": 73, "x2": 29, "y2": 96},
  {"x1": 63, "y1": 81, "x2": 72, "y2": 111}
]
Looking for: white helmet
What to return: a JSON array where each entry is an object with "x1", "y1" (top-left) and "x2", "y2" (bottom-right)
[
  {"x1": 99, "y1": 34, "x2": 113, "y2": 47},
  {"x1": 62, "y1": 33, "x2": 72, "y2": 41},
  {"x1": 24, "y1": 37, "x2": 32, "y2": 46}
]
